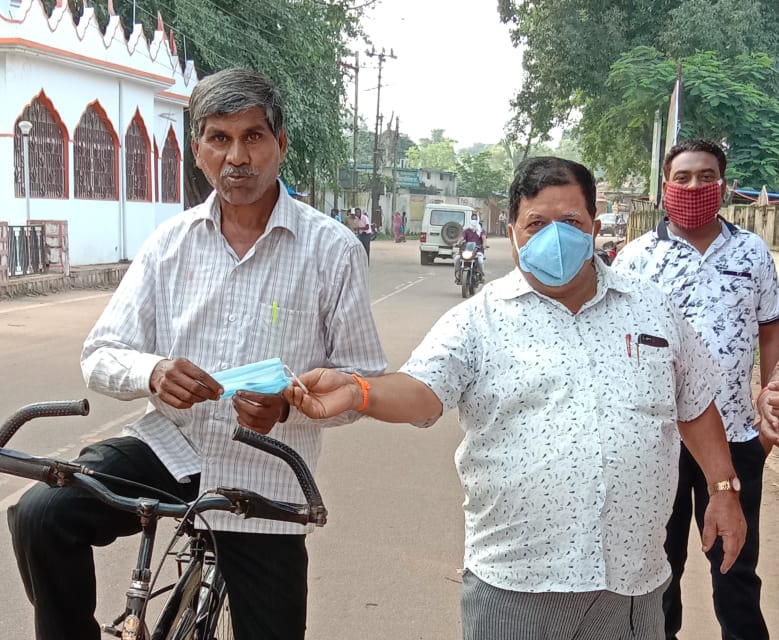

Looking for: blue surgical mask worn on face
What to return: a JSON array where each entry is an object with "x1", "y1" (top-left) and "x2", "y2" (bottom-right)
[
  {"x1": 514, "y1": 221, "x2": 594, "y2": 287},
  {"x1": 211, "y1": 357, "x2": 292, "y2": 399}
]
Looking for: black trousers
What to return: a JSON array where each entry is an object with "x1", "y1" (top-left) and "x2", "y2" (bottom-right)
[
  {"x1": 7, "y1": 437, "x2": 308, "y2": 640},
  {"x1": 663, "y1": 439, "x2": 767, "y2": 640},
  {"x1": 358, "y1": 232, "x2": 371, "y2": 262}
]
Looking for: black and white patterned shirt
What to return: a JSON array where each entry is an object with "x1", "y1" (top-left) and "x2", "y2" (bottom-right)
[
  {"x1": 400, "y1": 261, "x2": 718, "y2": 596},
  {"x1": 82, "y1": 185, "x2": 387, "y2": 534},
  {"x1": 613, "y1": 218, "x2": 779, "y2": 442}
]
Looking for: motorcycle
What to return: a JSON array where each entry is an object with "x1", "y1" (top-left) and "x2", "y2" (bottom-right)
[
  {"x1": 457, "y1": 241, "x2": 483, "y2": 298},
  {"x1": 596, "y1": 240, "x2": 618, "y2": 266}
]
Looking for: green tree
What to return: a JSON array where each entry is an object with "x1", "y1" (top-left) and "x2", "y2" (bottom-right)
[
  {"x1": 457, "y1": 152, "x2": 511, "y2": 199},
  {"x1": 581, "y1": 46, "x2": 779, "y2": 188},
  {"x1": 406, "y1": 130, "x2": 458, "y2": 171},
  {"x1": 459, "y1": 142, "x2": 493, "y2": 158},
  {"x1": 498, "y1": 0, "x2": 779, "y2": 185}
]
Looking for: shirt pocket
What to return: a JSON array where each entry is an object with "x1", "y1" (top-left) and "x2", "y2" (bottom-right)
[
  {"x1": 257, "y1": 302, "x2": 323, "y2": 368},
  {"x1": 628, "y1": 345, "x2": 676, "y2": 420}
]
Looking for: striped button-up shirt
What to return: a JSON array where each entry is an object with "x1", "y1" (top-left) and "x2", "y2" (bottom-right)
[{"x1": 82, "y1": 185, "x2": 387, "y2": 534}]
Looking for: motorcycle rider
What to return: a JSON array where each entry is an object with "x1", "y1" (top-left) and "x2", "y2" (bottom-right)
[{"x1": 454, "y1": 214, "x2": 486, "y2": 285}]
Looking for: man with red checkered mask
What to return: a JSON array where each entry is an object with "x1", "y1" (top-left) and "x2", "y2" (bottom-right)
[{"x1": 613, "y1": 139, "x2": 779, "y2": 640}]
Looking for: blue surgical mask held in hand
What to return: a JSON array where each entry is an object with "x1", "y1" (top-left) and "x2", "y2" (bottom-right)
[
  {"x1": 514, "y1": 221, "x2": 594, "y2": 287},
  {"x1": 212, "y1": 357, "x2": 292, "y2": 399}
]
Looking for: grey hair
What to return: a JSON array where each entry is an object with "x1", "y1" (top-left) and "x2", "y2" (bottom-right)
[{"x1": 188, "y1": 68, "x2": 285, "y2": 141}]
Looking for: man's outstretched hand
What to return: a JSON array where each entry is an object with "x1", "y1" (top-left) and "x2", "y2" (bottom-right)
[{"x1": 284, "y1": 369, "x2": 361, "y2": 420}]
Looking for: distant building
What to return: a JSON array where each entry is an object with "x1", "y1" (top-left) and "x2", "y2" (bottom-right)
[
  {"x1": 416, "y1": 169, "x2": 457, "y2": 197},
  {"x1": 0, "y1": 0, "x2": 197, "y2": 265}
]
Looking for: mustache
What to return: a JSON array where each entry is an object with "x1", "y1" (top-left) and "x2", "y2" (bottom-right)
[{"x1": 221, "y1": 167, "x2": 258, "y2": 178}]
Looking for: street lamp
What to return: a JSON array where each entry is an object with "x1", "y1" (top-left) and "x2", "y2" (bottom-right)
[{"x1": 18, "y1": 120, "x2": 32, "y2": 222}]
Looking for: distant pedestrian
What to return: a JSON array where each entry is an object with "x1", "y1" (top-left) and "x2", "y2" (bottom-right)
[
  {"x1": 393, "y1": 211, "x2": 405, "y2": 243},
  {"x1": 498, "y1": 210, "x2": 507, "y2": 237},
  {"x1": 345, "y1": 210, "x2": 359, "y2": 234},
  {"x1": 356, "y1": 207, "x2": 372, "y2": 262}
]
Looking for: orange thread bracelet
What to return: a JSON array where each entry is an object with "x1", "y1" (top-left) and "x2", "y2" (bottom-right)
[
  {"x1": 351, "y1": 374, "x2": 370, "y2": 412},
  {"x1": 756, "y1": 386, "x2": 770, "y2": 406}
]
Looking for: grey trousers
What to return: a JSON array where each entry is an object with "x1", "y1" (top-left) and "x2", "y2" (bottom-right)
[{"x1": 461, "y1": 569, "x2": 668, "y2": 640}]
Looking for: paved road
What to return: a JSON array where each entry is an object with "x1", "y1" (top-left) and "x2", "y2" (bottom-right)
[{"x1": 0, "y1": 236, "x2": 776, "y2": 639}]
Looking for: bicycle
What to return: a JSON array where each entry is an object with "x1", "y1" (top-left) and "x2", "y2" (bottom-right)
[{"x1": 0, "y1": 400, "x2": 328, "y2": 640}]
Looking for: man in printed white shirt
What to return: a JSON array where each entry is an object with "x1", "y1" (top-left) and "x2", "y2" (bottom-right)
[
  {"x1": 284, "y1": 156, "x2": 746, "y2": 640},
  {"x1": 613, "y1": 139, "x2": 779, "y2": 640},
  {"x1": 7, "y1": 69, "x2": 386, "y2": 640}
]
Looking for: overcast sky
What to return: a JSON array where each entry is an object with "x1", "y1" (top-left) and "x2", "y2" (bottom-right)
[{"x1": 352, "y1": 0, "x2": 524, "y2": 151}]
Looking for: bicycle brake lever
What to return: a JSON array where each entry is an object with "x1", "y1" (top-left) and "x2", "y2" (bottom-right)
[
  {"x1": 0, "y1": 449, "x2": 88, "y2": 487},
  {"x1": 215, "y1": 487, "x2": 319, "y2": 526}
]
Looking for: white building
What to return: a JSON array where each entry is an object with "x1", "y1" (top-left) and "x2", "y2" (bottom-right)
[{"x1": 0, "y1": 0, "x2": 197, "y2": 265}]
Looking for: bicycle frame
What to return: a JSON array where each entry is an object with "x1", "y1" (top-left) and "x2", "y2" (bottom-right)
[{"x1": 0, "y1": 400, "x2": 327, "y2": 640}]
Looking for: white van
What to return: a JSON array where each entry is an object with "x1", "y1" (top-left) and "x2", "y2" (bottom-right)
[{"x1": 419, "y1": 203, "x2": 475, "y2": 265}]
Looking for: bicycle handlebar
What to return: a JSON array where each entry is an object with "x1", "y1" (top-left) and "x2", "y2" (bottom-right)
[
  {"x1": 0, "y1": 401, "x2": 327, "y2": 527},
  {"x1": 0, "y1": 399, "x2": 90, "y2": 447}
]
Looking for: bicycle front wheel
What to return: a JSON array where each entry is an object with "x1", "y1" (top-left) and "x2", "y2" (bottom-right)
[
  {"x1": 151, "y1": 558, "x2": 204, "y2": 640},
  {"x1": 196, "y1": 565, "x2": 233, "y2": 640}
]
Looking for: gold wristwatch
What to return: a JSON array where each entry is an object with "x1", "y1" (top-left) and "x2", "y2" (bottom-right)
[{"x1": 707, "y1": 477, "x2": 741, "y2": 496}]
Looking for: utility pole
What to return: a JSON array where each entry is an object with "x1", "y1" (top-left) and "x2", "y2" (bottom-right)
[
  {"x1": 366, "y1": 46, "x2": 396, "y2": 230},
  {"x1": 391, "y1": 116, "x2": 399, "y2": 214},
  {"x1": 339, "y1": 52, "x2": 360, "y2": 208},
  {"x1": 352, "y1": 51, "x2": 359, "y2": 208}
]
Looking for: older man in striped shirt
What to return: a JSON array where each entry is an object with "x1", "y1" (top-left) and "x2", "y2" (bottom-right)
[{"x1": 8, "y1": 68, "x2": 386, "y2": 640}]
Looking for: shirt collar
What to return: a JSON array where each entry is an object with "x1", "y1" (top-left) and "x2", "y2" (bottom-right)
[
  {"x1": 654, "y1": 215, "x2": 737, "y2": 241},
  {"x1": 493, "y1": 257, "x2": 633, "y2": 302},
  {"x1": 190, "y1": 180, "x2": 300, "y2": 238}
]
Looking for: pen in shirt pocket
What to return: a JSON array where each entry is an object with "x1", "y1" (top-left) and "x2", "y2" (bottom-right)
[
  {"x1": 625, "y1": 333, "x2": 641, "y2": 363},
  {"x1": 272, "y1": 301, "x2": 279, "y2": 326}
]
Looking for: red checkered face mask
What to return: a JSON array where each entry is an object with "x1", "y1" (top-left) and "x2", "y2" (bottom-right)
[{"x1": 664, "y1": 180, "x2": 723, "y2": 229}]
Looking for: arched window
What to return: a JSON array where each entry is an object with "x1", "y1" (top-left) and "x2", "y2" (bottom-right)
[
  {"x1": 74, "y1": 103, "x2": 119, "y2": 200},
  {"x1": 14, "y1": 93, "x2": 68, "y2": 199},
  {"x1": 161, "y1": 126, "x2": 181, "y2": 204},
  {"x1": 125, "y1": 111, "x2": 151, "y2": 201},
  {"x1": 153, "y1": 140, "x2": 160, "y2": 203}
]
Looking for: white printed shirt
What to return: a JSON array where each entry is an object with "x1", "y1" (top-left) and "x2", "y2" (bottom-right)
[
  {"x1": 613, "y1": 218, "x2": 779, "y2": 442},
  {"x1": 400, "y1": 261, "x2": 718, "y2": 596},
  {"x1": 82, "y1": 185, "x2": 387, "y2": 534}
]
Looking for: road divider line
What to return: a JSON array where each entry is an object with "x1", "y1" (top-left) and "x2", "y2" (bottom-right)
[{"x1": 372, "y1": 276, "x2": 427, "y2": 306}]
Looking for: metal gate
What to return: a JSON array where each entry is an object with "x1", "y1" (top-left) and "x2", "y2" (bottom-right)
[{"x1": 8, "y1": 225, "x2": 46, "y2": 277}]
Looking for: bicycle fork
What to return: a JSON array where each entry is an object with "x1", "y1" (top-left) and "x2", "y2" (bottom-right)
[{"x1": 101, "y1": 500, "x2": 160, "y2": 639}]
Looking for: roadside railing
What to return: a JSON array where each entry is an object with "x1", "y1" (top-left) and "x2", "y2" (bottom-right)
[{"x1": 8, "y1": 225, "x2": 46, "y2": 277}]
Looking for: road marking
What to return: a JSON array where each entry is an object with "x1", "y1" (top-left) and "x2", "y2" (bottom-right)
[
  {"x1": 0, "y1": 409, "x2": 144, "y2": 513},
  {"x1": 372, "y1": 276, "x2": 427, "y2": 306},
  {"x1": 0, "y1": 292, "x2": 113, "y2": 315}
]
